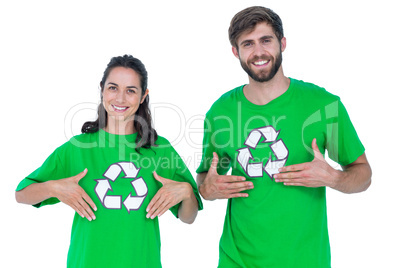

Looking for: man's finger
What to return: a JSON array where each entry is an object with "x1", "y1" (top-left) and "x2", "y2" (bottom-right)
[
  {"x1": 312, "y1": 138, "x2": 324, "y2": 161},
  {"x1": 208, "y1": 152, "x2": 219, "y2": 175},
  {"x1": 279, "y1": 163, "x2": 305, "y2": 173},
  {"x1": 223, "y1": 180, "x2": 253, "y2": 191},
  {"x1": 220, "y1": 175, "x2": 247, "y2": 183}
]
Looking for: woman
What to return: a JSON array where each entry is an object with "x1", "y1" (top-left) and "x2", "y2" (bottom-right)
[{"x1": 15, "y1": 55, "x2": 202, "y2": 267}]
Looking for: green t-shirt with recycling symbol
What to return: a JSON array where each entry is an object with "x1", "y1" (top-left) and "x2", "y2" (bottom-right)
[
  {"x1": 197, "y1": 78, "x2": 365, "y2": 268},
  {"x1": 17, "y1": 130, "x2": 202, "y2": 268}
]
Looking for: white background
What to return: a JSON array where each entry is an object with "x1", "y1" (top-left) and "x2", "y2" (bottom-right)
[{"x1": 1, "y1": 0, "x2": 401, "y2": 267}]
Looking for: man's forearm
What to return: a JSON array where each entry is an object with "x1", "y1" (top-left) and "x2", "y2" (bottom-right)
[
  {"x1": 332, "y1": 155, "x2": 372, "y2": 194},
  {"x1": 196, "y1": 172, "x2": 209, "y2": 199}
]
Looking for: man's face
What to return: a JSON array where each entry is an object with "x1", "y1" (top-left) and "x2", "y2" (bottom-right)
[{"x1": 233, "y1": 22, "x2": 286, "y2": 83}]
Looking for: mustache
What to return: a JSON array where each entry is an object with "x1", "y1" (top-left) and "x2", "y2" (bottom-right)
[{"x1": 248, "y1": 55, "x2": 272, "y2": 63}]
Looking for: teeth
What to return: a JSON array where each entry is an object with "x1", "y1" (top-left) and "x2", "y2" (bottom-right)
[
  {"x1": 254, "y1": 60, "x2": 268, "y2": 66},
  {"x1": 113, "y1": 105, "x2": 128, "y2": 111}
]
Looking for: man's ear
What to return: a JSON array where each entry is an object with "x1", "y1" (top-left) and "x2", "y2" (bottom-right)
[
  {"x1": 232, "y1": 46, "x2": 240, "y2": 59},
  {"x1": 280, "y1": 37, "x2": 287, "y2": 52}
]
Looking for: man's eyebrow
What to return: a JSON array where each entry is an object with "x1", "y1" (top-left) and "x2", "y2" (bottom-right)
[
  {"x1": 240, "y1": 39, "x2": 252, "y2": 45},
  {"x1": 260, "y1": 35, "x2": 274, "y2": 41},
  {"x1": 240, "y1": 35, "x2": 274, "y2": 46}
]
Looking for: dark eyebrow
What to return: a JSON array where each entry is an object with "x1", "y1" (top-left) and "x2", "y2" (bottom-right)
[
  {"x1": 260, "y1": 35, "x2": 274, "y2": 41},
  {"x1": 107, "y1": 82, "x2": 139, "y2": 90},
  {"x1": 240, "y1": 39, "x2": 253, "y2": 46},
  {"x1": 240, "y1": 35, "x2": 275, "y2": 46}
]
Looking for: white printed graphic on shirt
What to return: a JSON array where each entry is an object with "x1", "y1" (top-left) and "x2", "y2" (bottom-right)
[
  {"x1": 95, "y1": 162, "x2": 148, "y2": 213},
  {"x1": 236, "y1": 126, "x2": 289, "y2": 179}
]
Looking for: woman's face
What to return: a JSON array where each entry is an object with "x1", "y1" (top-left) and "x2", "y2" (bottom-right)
[{"x1": 102, "y1": 66, "x2": 149, "y2": 126}]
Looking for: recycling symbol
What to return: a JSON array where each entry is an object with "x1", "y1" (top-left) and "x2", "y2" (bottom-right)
[
  {"x1": 236, "y1": 126, "x2": 289, "y2": 179},
  {"x1": 94, "y1": 162, "x2": 148, "y2": 213}
]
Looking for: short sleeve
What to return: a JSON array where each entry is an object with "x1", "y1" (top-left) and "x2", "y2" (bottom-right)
[
  {"x1": 196, "y1": 112, "x2": 231, "y2": 175},
  {"x1": 16, "y1": 145, "x2": 67, "y2": 207},
  {"x1": 325, "y1": 99, "x2": 365, "y2": 166},
  {"x1": 155, "y1": 143, "x2": 203, "y2": 218}
]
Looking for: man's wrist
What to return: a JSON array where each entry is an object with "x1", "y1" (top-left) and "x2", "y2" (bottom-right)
[{"x1": 329, "y1": 168, "x2": 345, "y2": 190}]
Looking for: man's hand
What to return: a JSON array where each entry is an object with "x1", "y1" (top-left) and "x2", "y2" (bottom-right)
[
  {"x1": 273, "y1": 139, "x2": 338, "y2": 188},
  {"x1": 49, "y1": 169, "x2": 97, "y2": 221},
  {"x1": 198, "y1": 152, "x2": 254, "y2": 200}
]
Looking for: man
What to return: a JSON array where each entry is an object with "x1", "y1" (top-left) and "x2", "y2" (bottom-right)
[{"x1": 196, "y1": 6, "x2": 372, "y2": 268}]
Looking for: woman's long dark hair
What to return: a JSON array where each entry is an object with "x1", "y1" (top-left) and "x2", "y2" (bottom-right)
[{"x1": 81, "y1": 54, "x2": 158, "y2": 152}]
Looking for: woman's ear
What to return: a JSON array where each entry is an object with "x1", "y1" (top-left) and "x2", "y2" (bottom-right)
[{"x1": 141, "y1": 89, "x2": 150, "y2": 104}]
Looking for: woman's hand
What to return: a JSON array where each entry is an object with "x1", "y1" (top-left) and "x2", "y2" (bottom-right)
[
  {"x1": 49, "y1": 169, "x2": 97, "y2": 221},
  {"x1": 146, "y1": 172, "x2": 195, "y2": 221}
]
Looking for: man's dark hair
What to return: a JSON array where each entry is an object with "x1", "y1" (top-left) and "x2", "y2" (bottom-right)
[{"x1": 229, "y1": 6, "x2": 284, "y2": 49}]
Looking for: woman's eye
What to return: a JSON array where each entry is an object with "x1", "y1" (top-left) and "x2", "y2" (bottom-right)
[
  {"x1": 127, "y1": 89, "x2": 136, "y2": 94},
  {"x1": 109, "y1": 86, "x2": 117, "y2": 91}
]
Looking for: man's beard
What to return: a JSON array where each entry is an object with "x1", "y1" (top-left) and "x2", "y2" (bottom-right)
[{"x1": 240, "y1": 51, "x2": 282, "y2": 83}]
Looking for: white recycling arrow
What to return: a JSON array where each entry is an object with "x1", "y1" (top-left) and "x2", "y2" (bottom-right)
[
  {"x1": 244, "y1": 126, "x2": 280, "y2": 149},
  {"x1": 118, "y1": 162, "x2": 140, "y2": 178},
  {"x1": 104, "y1": 195, "x2": 122, "y2": 209},
  {"x1": 123, "y1": 177, "x2": 148, "y2": 212},
  {"x1": 236, "y1": 126, "x2": 288, "y2": 180},
  {"x1": 103, "y1": 164, "x2": 122, "y2": 182},
  {"x1": 94, "y1": 179, "x2": 112, "y2": 204},
  {"x1": 236, "y1": 147, "x2": 252, "y2": 173},
  {"x1": 247, "y1": 162, "x2": 263, "y2": 177},
  {"x1": 270, "y1": 139, "x2": 288, "y2": 160},
  {"x1": 94, "y1": 162, "x2": 148, "y2": 212},
  {"x1": 264, "y1": 158, "x2": 287, "y2": 179},
  {"x1": 259, "y1": 126, "x2": 280, "y2": 143}
]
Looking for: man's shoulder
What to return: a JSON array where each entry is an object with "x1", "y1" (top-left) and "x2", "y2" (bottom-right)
[
  {"x1": 291, "y1": 78, "x2": 340, "y2": 102},
  {"x1": 207, "y1": 85, "x2": 244, "y2": 115}
]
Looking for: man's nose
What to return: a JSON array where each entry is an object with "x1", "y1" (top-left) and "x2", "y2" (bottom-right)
[{"x1": 253, "y1": 43, "x2": 265, "y2": 56}]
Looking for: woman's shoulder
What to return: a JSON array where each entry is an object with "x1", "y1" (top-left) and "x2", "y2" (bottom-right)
[
  {"x1": 65, "y1": 132, "x2": 99, "y2": 150},
  {"x1": 154, "y1": 135, "x2": 172, "y2": 147}
]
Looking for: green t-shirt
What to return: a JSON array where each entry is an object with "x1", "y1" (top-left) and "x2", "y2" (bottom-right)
[
  {"x1": 17, "y1": 130, "x2": 203, "y2": 268},
  {"x1": 197, "y1": 78, "x2": 365, "y2": 268}
]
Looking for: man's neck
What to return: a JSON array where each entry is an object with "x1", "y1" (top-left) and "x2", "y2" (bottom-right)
[{"x1": 243, "y1": 69, "x2": 290, "y2": 105}]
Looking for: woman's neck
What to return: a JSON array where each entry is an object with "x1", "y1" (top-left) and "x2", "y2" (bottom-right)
[{"x1": 104, "y1": 117, "x2": 135, "y2": 135}]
